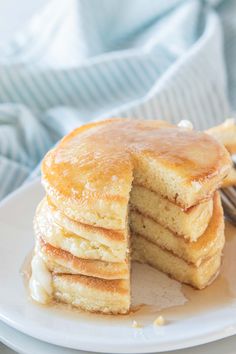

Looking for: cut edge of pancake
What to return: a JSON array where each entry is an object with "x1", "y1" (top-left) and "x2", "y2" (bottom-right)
[
  {"x1": 130, "y1": 191, "x2": 224, "y2": 266},
  {"x1": 132, "y1": 234, "x2": 222, "y2": 289},
  {"x1": 130, "y1": 185, "x2": 214, "y2": 241}
]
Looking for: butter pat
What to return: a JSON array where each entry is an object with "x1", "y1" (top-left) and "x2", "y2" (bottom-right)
[{"x1": 178, "y1": 120, "x2": 193, "y2": 130}]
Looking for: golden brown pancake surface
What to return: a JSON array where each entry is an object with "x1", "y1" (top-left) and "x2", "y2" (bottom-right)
[{"x1": 42, "y1": 119, "x2": 231, "y2": 229}]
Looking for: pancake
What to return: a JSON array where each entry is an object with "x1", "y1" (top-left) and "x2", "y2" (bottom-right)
[
  {"x1": 132, "y1": 235, "x2": 222, "y2": 289},
  {"x1": 38, "y1": 237, "x2": 129, "y2": 280},
  {"x1": 221, "y1": 166, "x2": 236, "y2": 187},
  {"x1": 42, "y1": 119, "x2": 231, "y2": 230},
  {"x1": 53, "y1": 274, "x2": 130, "y2": 314},
  {"x1": 130, "y1": 185, "x2": 213, "y2": 241},
  {"x1": 34, "y1": 198, "x2": 127, "y2": 263},
  {"x1": 46, "y1": 197, "x2": 127, "y2": 251},
  {"x1": 30, "y1": 253, "x2": 129, "y2": 314},
  {"x1": 207, "y1": 119, "x2": 236, "y2": 154},
  {"x1": 207, "y1": 120, "x2": 236, "y2": 187},
  {"x1": 130, "y1": 192, "x2": 224, "y2": 266}
]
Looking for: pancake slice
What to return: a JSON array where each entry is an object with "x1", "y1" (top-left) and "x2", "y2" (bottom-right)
[
  {"x1": 130, "y1": 185, "x2": 213, "y2": 241},
  {"x1": 130, "y1": 191, "x2": 224, "y2": 266},
  {"x1": 132, "y1": 234, "x2": 222, "y2": 289}
]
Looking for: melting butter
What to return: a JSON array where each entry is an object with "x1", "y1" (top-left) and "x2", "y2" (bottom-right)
[{"x1": 29, "y1": 254, "x2": 53, "y2": 304}]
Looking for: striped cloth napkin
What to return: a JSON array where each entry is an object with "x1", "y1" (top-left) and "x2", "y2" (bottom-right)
[{"x1": 0, "y1": 0, "x2": 235, "y2": 200}]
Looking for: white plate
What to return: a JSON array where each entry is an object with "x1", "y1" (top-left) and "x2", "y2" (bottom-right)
[
  {"x1": 0, "y1": 180, "x2": 236, "y2": 354},
  {"x1": 0, "y1": 320, "x2": 81, "y2": 354},
  {"x1": 1, "y1": 320, "x2": 236, "y2": 354}
]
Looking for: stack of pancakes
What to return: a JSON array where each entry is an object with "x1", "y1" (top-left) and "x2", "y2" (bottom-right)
[
  {"x1": 33, "y1": 197, "x2": 130, "y2": 313},
  {"x1": 30, "y1": 119, "x2": 231, "y2": 314}
]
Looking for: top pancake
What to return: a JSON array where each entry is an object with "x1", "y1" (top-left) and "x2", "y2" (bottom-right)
[{"x1": 42, "y1": 119, "x2": 231, "y2": 229}]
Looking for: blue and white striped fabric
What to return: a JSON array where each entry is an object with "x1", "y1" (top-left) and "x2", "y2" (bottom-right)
[{"x1": 0, "y1": 0, "x2": 235, "y2": 200}]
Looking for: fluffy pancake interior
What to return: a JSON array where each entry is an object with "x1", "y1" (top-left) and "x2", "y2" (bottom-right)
[
  {"x1": 130, "y1": 192, "x2": 224, "y2": 266},
  {"x1": 130, "y1": 185, "x2": 213, "y2": 241},
  {"x1": 132, "y1": 235, "x2": 222, "y2": 289}
]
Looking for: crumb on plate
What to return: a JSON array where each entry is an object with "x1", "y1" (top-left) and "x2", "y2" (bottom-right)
[
  {"x1": 132, "y1": 320, "x2": 142, "y2": 328},
  {"x1": 153, "y1": 315, "x2": 165, "y2": 326}
]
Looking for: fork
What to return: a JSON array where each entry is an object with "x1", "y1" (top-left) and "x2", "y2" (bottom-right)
[{"x1": 220, "y1": 155, "x2": 236, "y2": 225}]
